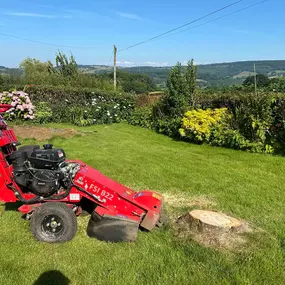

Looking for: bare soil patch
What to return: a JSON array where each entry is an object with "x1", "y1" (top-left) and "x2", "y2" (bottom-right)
[{"x1": 10, "y1": 126, "x2": 80, "y2": 141}]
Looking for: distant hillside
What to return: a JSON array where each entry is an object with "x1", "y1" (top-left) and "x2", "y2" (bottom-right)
[
  {"x1": 2, "y1": 60, "x2": 285, "y2": 87},
  {"x1": 122, "y1": 60, "x2": 285, "y2": 87}
]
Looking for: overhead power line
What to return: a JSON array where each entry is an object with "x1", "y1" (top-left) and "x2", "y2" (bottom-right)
[
  {"x1": 118, "y1": 0, "x2": 244, "y2": 52},
  {"x1": 151, "y1": 0, "x2": 270, "y2": 42},
  {"x1": 0, "y1": 32, "x2": 98, "y2": 49}
]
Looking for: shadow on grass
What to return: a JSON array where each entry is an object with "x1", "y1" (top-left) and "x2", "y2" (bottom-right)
[{"x1": 33, "y1": 270, "x2": 70, "y2": 285}]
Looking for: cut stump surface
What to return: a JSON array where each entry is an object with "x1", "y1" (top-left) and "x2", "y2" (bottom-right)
[
  {"x1": 175, "y1": 210, "x2": 248, "y2": 250},
  {"x1": 189, "y1": 210, "x2": 242, "y2": 231}
]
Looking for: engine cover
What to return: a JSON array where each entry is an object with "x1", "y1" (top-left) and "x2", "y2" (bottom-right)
[
  {"x1": 30, "y1": 170, "x2": 59, "y2": 197},
  {"x1": 30, "y1": 145, "x2": 66, "y2": 169}
]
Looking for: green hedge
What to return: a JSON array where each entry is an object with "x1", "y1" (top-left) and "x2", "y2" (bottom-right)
[
  {"x1": 25, "y1": 85, "x2": 133, "y2": 105},
  {"x1": 25, "y1": 85, "x2": 135, "y2": 126}
]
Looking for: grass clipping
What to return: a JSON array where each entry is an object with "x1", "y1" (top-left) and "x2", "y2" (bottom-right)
[{"x1": 174, "y1": 209, "x2": 252, "y2": 250}]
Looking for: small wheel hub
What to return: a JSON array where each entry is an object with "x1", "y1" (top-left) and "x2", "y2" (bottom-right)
[{"x1": 42, "y1": 215, "x2": 63, "y2": 235}]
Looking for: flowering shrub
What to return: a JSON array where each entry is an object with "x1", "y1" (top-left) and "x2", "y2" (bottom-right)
[
  {"x1": 89, "y1": 95, "x2": 134, "y2": 124},
  {"x1": 179, "y1": 108, "x2": 229, "y2": 142},
  {"x1": 0, "y1": 91, "x2": 35, "y2": 120},
  {"x1": 25, "y1": 85, "x2": 135, "y2": 125},
  {"x1": 63, "y1": 95, "x2": 135, "y2": 126}
]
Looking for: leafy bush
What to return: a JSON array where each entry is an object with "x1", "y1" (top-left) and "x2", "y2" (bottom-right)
[
  {"x1": 129, "y1": 106, "x2": 181, "y2": 137},
  {"x1": 128, "y1": 107, "x2": 153, "y2": 129},
  {"x1": 0, "y1": 91, "x2": 35, "y2": 121},
  {"x1": 268, "y1": 77, "x2": 285, "y2": 93},
  {"x1": 152, "y1": 118, "x2": 182, "y2": 137},
  {"x1": 210, "y1": 123, "x2": 274, "y2": 154},
  {"x1": 271, "y1": 96, "x2": 285, "y2": 153},
  {"x1": 243, "y1": 74, "x2": 270, "y2": 87},
  {"x1": 179, "y1": 107, "x2": 274, "y2": 153},
  {"x1": 179, "y1": 108, "x2": 229, "y2": 143},
  {"x1": 34, "y1": 102, "x2": 52, "y2": 123}
]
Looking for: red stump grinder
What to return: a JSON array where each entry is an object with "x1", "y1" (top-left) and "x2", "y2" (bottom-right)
[{"x1": 0, "y1": 104, "x2": 164, "y2": 242}]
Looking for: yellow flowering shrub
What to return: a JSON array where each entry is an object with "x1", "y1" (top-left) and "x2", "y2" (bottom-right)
[{"x1": 179, "y1": 108, "x2": 229, "y2": 142}]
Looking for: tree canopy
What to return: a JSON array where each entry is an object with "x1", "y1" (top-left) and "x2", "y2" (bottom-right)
[{"x1": 243, "y1": 74, "x2": 270, "y2": 87}]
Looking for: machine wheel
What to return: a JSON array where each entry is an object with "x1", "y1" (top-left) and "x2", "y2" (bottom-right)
[{"x1": 30, "y1": 202, "x2": 77, "y2": 243}]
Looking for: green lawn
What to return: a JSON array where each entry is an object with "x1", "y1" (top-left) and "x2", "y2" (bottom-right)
[{"x1": 1, "y1": 123, "x2": 285, "y2": 285}]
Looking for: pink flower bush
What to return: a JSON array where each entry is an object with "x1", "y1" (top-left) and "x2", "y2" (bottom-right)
[{"x1": 0, "y1": 91, "x2": 35, "y2": 121}]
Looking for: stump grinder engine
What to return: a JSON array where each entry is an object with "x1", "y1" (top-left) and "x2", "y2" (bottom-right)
[{"x1": 0, "y1": 104, "x2": 164, "y2": 243}]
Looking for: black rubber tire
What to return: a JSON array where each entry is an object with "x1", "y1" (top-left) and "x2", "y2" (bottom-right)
[{"x1": 30, "y1": 202, "x2": 77, "y2": 243}]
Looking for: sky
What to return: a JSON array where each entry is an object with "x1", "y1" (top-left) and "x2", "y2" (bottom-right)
[{"x1": 0, "y1": 0, "x2": 283, "y2": 67}]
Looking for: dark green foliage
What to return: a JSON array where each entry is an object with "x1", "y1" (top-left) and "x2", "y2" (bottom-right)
[
  {"x1": 112, "y1": 71, "x2": 156, "y2": 94},
  {"x1": 268, "y1": 77, "x2": 285, "y2": 92},
  {"x1": 243, "y1": 74, "x2": 270, "y2": 87},
  {"x1": 55, "y1": 51, "x2": 78, "y2": 78},
  {"x1": 164, "y1": 62, "x2": 187, "y2": 117},
  {"x1": 155, "y1": 60, "x2": 197, "y2": 118},
  {"x1": 152, "y1": 118, "x2": 181, "y2": 137},
  {"x1": 128, "y1": 107, "x2": 153, "y2": 129},
  {"x1": 185, "y1": 59, "x2": 197, "y2": 105},
  {"x1": 128, "y1": 107, "x2": 181, "y2": 137},
  {"x1": 271, "y1": 96, "x2": 285, "y2": 153}
]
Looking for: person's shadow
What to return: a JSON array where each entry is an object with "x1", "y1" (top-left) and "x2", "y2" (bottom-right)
[{"x1": 33, "y1": 270, "x2": 70, "y2": 285}]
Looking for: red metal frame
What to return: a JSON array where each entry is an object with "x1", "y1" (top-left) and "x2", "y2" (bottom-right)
[{"x1": 0, "y1": 105, "x2": 163, "y2": 231}]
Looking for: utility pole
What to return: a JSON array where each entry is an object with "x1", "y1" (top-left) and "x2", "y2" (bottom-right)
[
  {"x1": 113, "y1": 45, "x2": 117, "y2": 90},
  {"x1": 254, "y1": 63, "x2": 257, "y2": 96}
]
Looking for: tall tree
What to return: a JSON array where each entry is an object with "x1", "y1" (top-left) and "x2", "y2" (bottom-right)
[
  {"x1": 157, "y1": 60, "x2": 197, "y2": 118},
  {"x1": 55, "y1": 51, "x2": 78, "y2": 78},
  {"x1": 164, "y1": 62, "x2": 188, "y2": 117},
  {"x1": 20, "y1": 58, "x2": 54, "y2": 84},
  {"x1": 243, "y1": 74, "x2": 270, "y2": 87},
  {"x1": 185, "y1": 59, "x2": 197, "y2": 106}
]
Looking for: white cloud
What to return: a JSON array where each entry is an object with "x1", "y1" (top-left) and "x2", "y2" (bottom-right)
[
  {"x1": 64, "y1": 9, "x2": 110, "y2": 20},
  {"x1": 3, "y1": 12, "x2": 71, "y2": 19},
  {"x1": 117, "y1": 61, "x2": 135, "y2": 66},
  {"x1": 182, "y1": 60, "x2": 212, "y2": 66},
  {"x1": 116, "y1": 12, "x2": 144, "y2": 20},
  {"x1": 115, "y1": 61, "x2": 171, "y2": 67},
  {"x1": 142, "y1": 61, "x2": 170, "y2": 67}
]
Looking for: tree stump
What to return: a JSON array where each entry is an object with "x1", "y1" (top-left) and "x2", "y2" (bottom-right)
[{"x1": 176, "y1": 210, "x2": 242, "y2": 235}]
